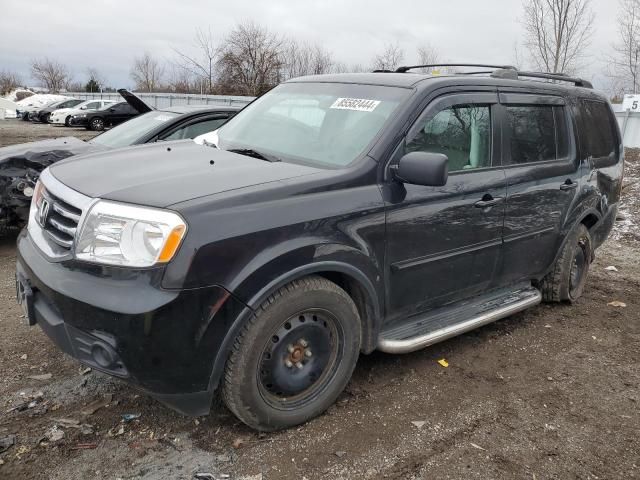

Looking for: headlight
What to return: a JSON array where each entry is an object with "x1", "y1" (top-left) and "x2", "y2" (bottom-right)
[
  {"x1": 76, "y1": 200, "x2": 187, "y2": 267},
  {"x1": 75, "y1": 114, "x2": 87, "y2": 118}
]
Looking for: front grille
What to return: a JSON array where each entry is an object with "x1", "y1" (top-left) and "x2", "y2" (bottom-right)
[
  {"x1": 41, "y1": 192, "x2": 82, "y2": 250},
  {"x1": 29, "y1": 169, "x2": 94, "y2": 260}
]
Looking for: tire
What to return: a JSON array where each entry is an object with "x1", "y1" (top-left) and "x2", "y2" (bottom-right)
[
  {"x1": 64, "y1": 116, "x2": 71, "y2": 127},
  {"x1": 540, "y1": 224, "x2": 592, "y2": 303},
  {"x1": 89, "y1": 117, "x2": 105, "y2": 131},
  {"x1": 222, "y1": 276, "x2": 361, "y2": 431}
]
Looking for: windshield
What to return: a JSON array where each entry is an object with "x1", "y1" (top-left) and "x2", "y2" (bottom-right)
[
  {"x1": 214, "y1": 82, "x2": 409, "y2": 167},
  {"x1": 90, "y1": 111, "x2": 178, "y2": 148}
]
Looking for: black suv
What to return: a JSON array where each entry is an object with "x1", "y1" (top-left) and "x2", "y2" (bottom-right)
[{"x1": 15, "y1": 65, "x2": 623, "y2": 431}]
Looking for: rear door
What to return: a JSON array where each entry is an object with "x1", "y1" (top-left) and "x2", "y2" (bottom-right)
[
  {"x1": 384, "y1": 92, "x2": 506, "y2": 321},
  {"x1": 496, "y1": 92, "x2": 580, "y2": 285}
]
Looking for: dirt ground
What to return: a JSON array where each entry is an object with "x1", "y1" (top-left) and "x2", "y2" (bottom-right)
[{"x1": 0, "y1": 120, "x2": 638, "y2": 480}]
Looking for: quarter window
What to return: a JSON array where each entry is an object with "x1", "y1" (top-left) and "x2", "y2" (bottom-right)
[
  {"x1": 579, "y1": 100, "x2": 617, "y2": 158},
  {"x1": 407, "y1": 105, "x2": 492, "y2": 172}
]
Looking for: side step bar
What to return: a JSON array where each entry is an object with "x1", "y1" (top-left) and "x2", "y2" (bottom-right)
[{"x1": 378, "y1": 287, "x2": 542, "y2": 354}]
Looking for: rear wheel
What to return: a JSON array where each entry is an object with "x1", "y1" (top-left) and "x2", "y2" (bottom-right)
[
  {"x1": 541, "y1": 224, "x2": 592, "y2": 303},
  {"x1": 222, "y1": 276, "x2": 361, "y2": 431},
  {"x1": 64, "y1": 116, "x2": 71, "y2": 127},
  {"x1": 89, "y1": 117, "x2": 105, "y2": 131}
]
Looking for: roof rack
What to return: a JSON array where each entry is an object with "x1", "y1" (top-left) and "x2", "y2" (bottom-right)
[
  {"x1": 390, "y1": 63, "x2": 593, "y2": 89},
  {"x1": 395, "y1": 63, "x2": 517, "y2": 73}
]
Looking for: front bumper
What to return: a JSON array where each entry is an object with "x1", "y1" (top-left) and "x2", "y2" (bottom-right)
[
  {"x1": 68, "y1": 116, "x2": 88, "y2": 127},
  {"x1": 16, "y1": 230, "x2": 248, "y2": 416}
]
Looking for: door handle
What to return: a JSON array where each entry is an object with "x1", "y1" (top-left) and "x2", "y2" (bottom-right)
[
  {"x1": 560, "y1": 180, "x2": 578, "y2": 191},
  {"x1": 474, "y1": 197, "x2": 504, "y2": 209}
]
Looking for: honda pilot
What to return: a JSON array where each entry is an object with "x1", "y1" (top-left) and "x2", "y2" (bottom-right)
[{"x1": 15, "y1": 65, "x2": 623, "y2": 431}]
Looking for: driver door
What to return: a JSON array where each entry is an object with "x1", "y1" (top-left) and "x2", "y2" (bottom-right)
[{"x1": 383, "y1": 93, "x2": 506, "y2": 321}]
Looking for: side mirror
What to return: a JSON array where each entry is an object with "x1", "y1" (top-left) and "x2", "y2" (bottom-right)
[
  {"x1": 392, "y1": 151, "x2": 448, "y2": 187},
  {"x1": 80, "y1": 106, "x2": 87, "y2": 110},
  {"x1": 109, "y1": 108, "x2": 116, "y2": 112}
]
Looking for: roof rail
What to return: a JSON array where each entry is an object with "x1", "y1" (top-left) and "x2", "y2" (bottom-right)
[
  {"x1": 395, "y1": 63, "x2": 517, "y2": 73},
  {"x1": 513, "y1": 71, "x2": 593, "y2": 89},
  {"x1": 389, "y1": 63, "x2": 593, "y2": 89}
]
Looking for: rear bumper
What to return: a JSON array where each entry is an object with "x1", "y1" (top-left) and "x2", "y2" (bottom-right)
[{"x1": 16, "y1": 230, "x2": 248, "y2": 416}]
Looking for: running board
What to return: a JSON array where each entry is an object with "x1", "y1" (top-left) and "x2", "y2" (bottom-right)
[{"x1": 378, "y1": 286, "x2": 542, "y2": 354}]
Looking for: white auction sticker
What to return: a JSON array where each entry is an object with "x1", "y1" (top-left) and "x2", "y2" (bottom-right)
[{"x1": 330, "y1": 98, "x2": 381, "y2": 112}]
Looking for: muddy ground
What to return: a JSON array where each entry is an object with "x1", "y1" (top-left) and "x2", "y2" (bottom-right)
[{"x1": 0, "y1": 120, "x2": 638, "y2": 480}]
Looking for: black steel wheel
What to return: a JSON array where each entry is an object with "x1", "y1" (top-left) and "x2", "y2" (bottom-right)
[
  {"x1": 257, "y1": 308, "x2": 342, "y2": 410},
  {"x1": 90, "y1": 117, "x2": 105, "y2": 131},
  {"x1": 222, "y1": 276, "x2": 361, "y2": 431},
  {"x1": 64, "y1": 116, "x2": 71, "y2": 127}
]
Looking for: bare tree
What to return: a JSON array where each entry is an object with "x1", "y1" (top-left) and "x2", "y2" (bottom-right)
[
  {"x1": 283, "y1": 41, "x2": 334, "y2": 79},
  {"x1": 130, "y1": 52, "x2": 165, "y2": 92},
  {"x1": 217, "y1": 22, "x2": 285, "y2": 96},
  {"x1": 611, "y1": 0, "x2": 640, "y2": 93},
  {"x1": 372, "y1": 43, "x2": 405, "y2": 71},
  {"x1": 30, "y1": 58, "x2": 71, "y2": 92},
  {"x1": 166, "y1": 65, "x2": 198, "y2": 94},
  {"x1": 332, "y1": 62, "x2": 369, "y2": 73},
  {"x1": 416, "y1": 44, "x2": 441, "y2": 73},
  {"x1": 173, "y1": 28, "x2": 218, "y2": 94},
  {"x1": 521, "y1": 0, "x2": 595, "y2": 75},
  {"x1": 0, "y1": 70, "x2": 22, "y2": 95}
]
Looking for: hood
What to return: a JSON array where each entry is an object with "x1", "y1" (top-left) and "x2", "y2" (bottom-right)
[
  {"x1": 0, "y1": 137, "x2": 107, "y2": 167},
  {"x1": 117, "y1": 89, "x2": 153, "y2": 113},
  {"x1": 49, "y1": 140, "x2": 321, "y2": 208}
]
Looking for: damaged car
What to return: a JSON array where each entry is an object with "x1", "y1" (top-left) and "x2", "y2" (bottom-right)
[
  {"x1": 15, "y1": 66, "x2": 623, "y2": 431},
  {"x1": 0, "y1": 101, "x2": 241, "y2": 230}
]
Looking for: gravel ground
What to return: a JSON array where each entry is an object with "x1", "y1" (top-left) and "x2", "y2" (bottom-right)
[{"x1": 0, "y1": 120, "x2": 638, "y2": 480}]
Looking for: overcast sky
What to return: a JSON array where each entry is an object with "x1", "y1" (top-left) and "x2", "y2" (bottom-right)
[{"x1": 0, "y1": 0, "x2": 618, "y2": 90}]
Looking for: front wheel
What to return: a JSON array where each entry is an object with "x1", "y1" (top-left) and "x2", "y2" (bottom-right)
[
  {"x1": 541, "y1": 224, "x2": 592, "y2": 303},
  {"x1": 89, "y1": 117, "x2": 105, "y2": 131},
  {"x1": 222, "y1": 276, "x2": 361, "y2": 431}
]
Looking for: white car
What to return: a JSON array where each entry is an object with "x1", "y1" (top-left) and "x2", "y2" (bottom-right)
[{"x1": 49, "y1": 99, "x2": 117, "y2": 126}]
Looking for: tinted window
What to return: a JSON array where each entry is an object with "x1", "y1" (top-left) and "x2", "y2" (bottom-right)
[
  {"x1": 407, "y1": 105, "x2": 492, "y2": 172},
  {"x1": 162, "y1": 117, "x2": 229, "y2": 141},
  {"x1": 505, "y1": 106, "x2": 556, "y2": 164},
  {"x1": 579, "y1": 100, "x2": 617, "y2": 158}
]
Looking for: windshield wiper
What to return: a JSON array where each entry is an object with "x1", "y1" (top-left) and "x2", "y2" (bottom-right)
[{"x1": 227, "y1": 148, "x2": 281, "y2": 163}]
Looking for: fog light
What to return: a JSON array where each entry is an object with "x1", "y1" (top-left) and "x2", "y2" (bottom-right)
[{"x1": 91, "y1": 342, "x2": 116, "y2": 369}]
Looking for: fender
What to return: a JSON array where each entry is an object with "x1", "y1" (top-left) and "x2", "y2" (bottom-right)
[
  {"x1": 207, "y1": 259, "x2": 384, "y2": 393},
  {"x1": 540, "y1": 206, "x2": 604, "y2": 281}
]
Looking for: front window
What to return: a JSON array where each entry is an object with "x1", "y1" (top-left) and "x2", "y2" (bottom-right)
[
  {"x1": 213, "y1": 82, "x2": 410, "y2": 167},
  {"x1": 90, "y1": 111, "x2": 178, "y2": 148},
  {"x1": 407, "y1": 105, "x2": 492, "y2": 171}
]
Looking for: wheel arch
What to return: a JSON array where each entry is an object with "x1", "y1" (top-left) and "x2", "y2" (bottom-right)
[{"x1": 207, "y1": 261, "x2": 384, "y2": 394}]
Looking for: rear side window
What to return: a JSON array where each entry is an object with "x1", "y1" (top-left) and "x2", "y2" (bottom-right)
[
  {"x1": 579, "y1": 100, "x2": 617, "y2": 159},
  {"x1": 504, "y1": 105, "x2": 569, "y2": 165}
]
